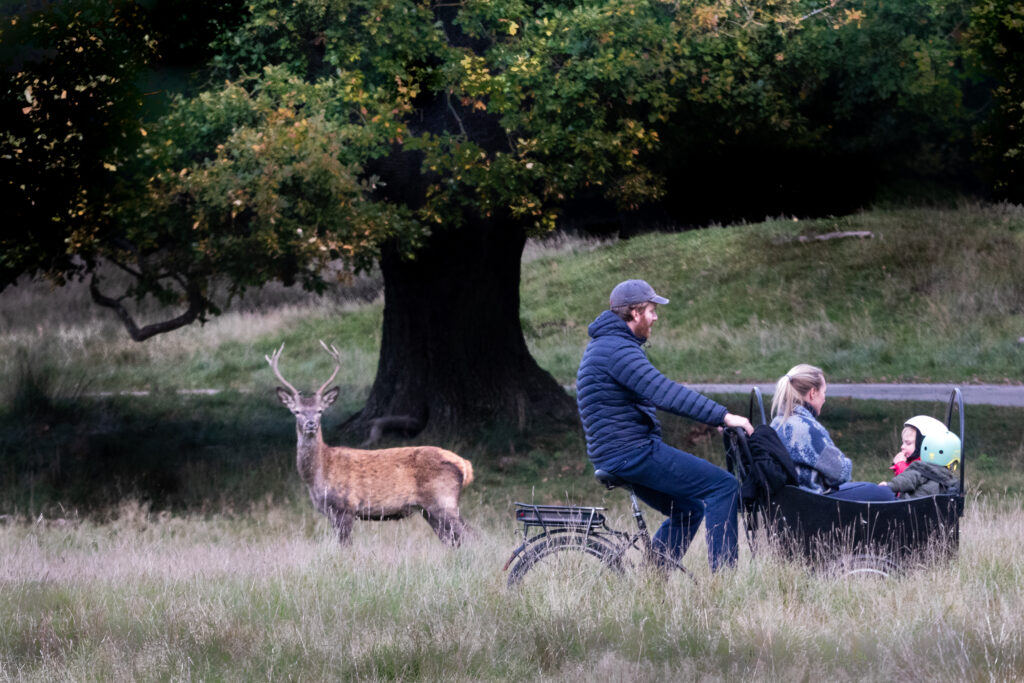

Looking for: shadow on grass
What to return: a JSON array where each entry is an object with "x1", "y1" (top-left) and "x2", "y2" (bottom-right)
[
  {"x1": 0, "y1": 391, "x2": 302, "y2": 517},
  {"x1": 2, "y1": 385, "x2": 1021, "y2": 518}
]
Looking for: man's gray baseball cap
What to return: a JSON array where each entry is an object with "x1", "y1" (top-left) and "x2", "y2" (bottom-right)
[{"x1": 609, "y1": 279, "x2": 669, "y2": 308}]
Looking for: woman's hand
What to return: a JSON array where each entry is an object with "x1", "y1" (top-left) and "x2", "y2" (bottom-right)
[{"x1": 722, "y1": 412, "x2": 754, "y2": 436}]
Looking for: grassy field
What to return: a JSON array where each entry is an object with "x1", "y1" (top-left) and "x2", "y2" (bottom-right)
[
  {"x1": 2, "y1": 204, "x2": 1024, "y2": 679},
  {"x1": 3, "y1": 497, "x2": 1024, "y2": 680}
]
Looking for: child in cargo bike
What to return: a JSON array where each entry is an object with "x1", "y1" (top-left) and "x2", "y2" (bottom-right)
[{"x1": 880, "y1": 416, "x2": 961, "y2": 499}]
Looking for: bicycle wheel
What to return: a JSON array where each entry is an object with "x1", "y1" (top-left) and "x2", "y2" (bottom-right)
[
  {"x1": 831, "y1": 552, "x2": 897, "y2": 578},
  {"x1": 506, "y1": 531, "x2": 625, "y2": 588}
]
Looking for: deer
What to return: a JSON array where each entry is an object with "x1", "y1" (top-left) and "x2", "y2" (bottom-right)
[{"x1": 267, "y1": 341, "x2": 473, "y2": 546}]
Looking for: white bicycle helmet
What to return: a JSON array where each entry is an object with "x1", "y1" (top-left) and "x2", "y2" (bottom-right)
[{"x1": 905, "y1": 415, "x2": 961, "y2": 470}]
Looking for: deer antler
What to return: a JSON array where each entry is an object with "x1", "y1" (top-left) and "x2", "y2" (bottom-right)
[
  {"x1": 317, "y1": 340, "x2": 343, "y2": 396},
  {"x1": 266, "y1": 343, "x2": 300, "y2": 396}
]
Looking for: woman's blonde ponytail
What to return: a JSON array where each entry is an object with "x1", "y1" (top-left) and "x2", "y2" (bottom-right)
[{"x1": 770, "y1": 364, "x2": 825, "y2": 421}]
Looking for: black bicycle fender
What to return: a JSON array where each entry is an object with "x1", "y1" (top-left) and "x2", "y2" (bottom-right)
[{"x1": 502, "y1": 542, "x2": 528, "y2": 571}]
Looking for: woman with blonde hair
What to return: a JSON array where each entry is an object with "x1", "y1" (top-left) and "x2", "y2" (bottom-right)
[{"x1": 770, "y1": 364, "x2": 895, "y2": 502}]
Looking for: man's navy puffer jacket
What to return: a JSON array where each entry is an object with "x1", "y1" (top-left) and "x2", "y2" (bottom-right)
[{"x1": 576, "y1": 310, "x2": 728, "y2": 468}]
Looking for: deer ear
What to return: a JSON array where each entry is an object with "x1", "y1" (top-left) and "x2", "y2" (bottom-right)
[
  {"x1": 322, "y1": 386, "x2": 340, "y2": 407},
  {"x1": 276, "y1": 387, "x2": 296, "y2": 408}
]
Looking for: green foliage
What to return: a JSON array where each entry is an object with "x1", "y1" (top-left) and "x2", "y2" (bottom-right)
[
  {"x1": 206, "y1": 0, "x2": 687, "y2": 231},
  {"x1": 0, "y1": 0, "x2": 992, "y2": 341},
  {"x1": 0, "y1": 0, "x2": 157, "y2": 284},
  {"x1": 0, "y1": 0, "x2": 1007, "y2": 348},
  {"x1": 964, "y1": 0, "x2": 1024, "y2": 201},
  {"x1": 793, "y1": 0, "x2": 968, "y2": 156},
  {"x1": 660, "y1": 0, "x2": 972, "y2": 205},
  {"x1": 105, "y1": 0, "x2": 958, "y2": 332},
  {"x1": 109, "y1": 67, "x2": 420, "y2": 309},
  {"x1": 3, "y1": 0, "x2": 705, "y2": 337}
]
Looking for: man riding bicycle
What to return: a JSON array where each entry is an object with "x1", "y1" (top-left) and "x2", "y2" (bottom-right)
[{"x1": 576, "y1": 279, "x2": 753, "y2": 572}]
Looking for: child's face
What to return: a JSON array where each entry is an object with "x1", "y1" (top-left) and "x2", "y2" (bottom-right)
[{"x1": 899, "y1": 431, "x2": 917, "y2": 460}]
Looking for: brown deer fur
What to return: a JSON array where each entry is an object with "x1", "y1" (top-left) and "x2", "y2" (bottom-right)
[{"x1": 268, "y1": 342, "x2": 473, "y2": 546}]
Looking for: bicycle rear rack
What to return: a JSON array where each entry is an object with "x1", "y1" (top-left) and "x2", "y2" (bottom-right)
[{"x1": 513, "y1": 502, "x2": 608, "y2": 536}]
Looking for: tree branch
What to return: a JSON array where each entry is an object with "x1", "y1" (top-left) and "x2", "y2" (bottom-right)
[
  {"x1": 89, "y1": 274, "x2": 207, "y2": 342},
  {"x1": 106, "y1": 255, "x2": 144, "y2": 280},
  {"x1": 361, "y1": 415, "x2": 424, "y2": 446},
  {"x1": 799, "y1": 5, "x2": 832, "y2": 21},
  {"x1": 799, "y1": 0, "x2": 851, "y2": 23},
  {"x1": 446, "y1": 90, "x2": 468, "y2": 138}
]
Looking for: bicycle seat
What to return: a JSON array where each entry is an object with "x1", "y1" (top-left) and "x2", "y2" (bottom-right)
[{"x1": 594, "y1": 469, "x2": 631, "y2": 490}]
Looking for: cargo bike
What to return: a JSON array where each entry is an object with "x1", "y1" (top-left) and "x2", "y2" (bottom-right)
[
  {"x1": 721, "y1": 386, "x2": 965, "y2": 576},
  {"x1": 503, "y1": 387, "x2": 965, "y2": 584}
]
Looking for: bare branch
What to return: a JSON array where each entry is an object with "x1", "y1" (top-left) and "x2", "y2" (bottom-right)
[
  {"x1": 361, "y1": 415, "x2": 424, "y2": 447},
  {"x1": 105, "y1": 255, "x2": 144, "y2": 280},
  {"x1": 89, "y1": 274, "x2": 206, "y2": 342},
  {"x1": 446, "y1": 90, "x2": 468, "y2": 138},
  {"x1": 799, "y1": 0, "x2": 852, "y2": 23},
  {"x1": 798, "y1": 5, "x2": 832, "y2": 21}
]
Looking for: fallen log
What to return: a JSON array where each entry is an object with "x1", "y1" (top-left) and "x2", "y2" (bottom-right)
[{"x1": 781, "y1": 230, "x2": 874, "y2": 244}]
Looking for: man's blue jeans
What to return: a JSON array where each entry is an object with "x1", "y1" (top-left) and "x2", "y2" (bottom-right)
[{"x1": 609, "y1": 441, "x2": 739, "y2": 572}]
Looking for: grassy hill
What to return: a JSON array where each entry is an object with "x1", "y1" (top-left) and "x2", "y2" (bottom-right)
[
  {"x1": 0, "y1": 204, "x2": 1022, "y2": 514},
  {"x1": 522, "y1": 203, "x2": 1024, "y2": 385}
]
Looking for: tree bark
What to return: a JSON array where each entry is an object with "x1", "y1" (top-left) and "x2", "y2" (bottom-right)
[
  {"x1": 346, "y1": 214, "x2": 576, "y2": 441},
  {"x1": 338, "y1": 4, "x2": 577, "y2": 443}
]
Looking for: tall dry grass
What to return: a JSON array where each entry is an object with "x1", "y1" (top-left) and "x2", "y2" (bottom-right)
[{"x1": 2, "y1": 496, "x2": 1022, "y2": 680}]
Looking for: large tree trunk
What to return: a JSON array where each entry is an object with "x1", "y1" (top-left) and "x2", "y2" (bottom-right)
[
  {"x1": 338, "y1": 5, "x2": 577, "y2": 444},
  {"x1": 346, "y1": 214, "x2": 576, "y2": 441}
]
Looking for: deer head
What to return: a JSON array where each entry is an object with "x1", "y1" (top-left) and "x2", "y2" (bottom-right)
[{"x1": 267, "y1": 341, "x2": 342, "y2": 438}]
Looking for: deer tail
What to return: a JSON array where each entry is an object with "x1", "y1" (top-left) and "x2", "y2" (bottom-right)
[
  {"x1": 441, "y1": 449, "x2": 473, "y2": 487},
  {"x1": 460, "y1": 459, "x2": 474, "y2": 487}
]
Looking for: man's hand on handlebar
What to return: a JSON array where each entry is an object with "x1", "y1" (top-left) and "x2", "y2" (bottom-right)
[{"x1": 722, "y1": 412, "x2": 754, "y2": 436}]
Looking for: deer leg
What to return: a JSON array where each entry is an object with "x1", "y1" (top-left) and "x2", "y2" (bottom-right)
[
  {"x1": 327, "y1": 506, "x2": 354, "y2": 545},
  {"x1": 309, "y1": 488, "x2": 353, "y2": 545},
  {"x1": 422, "y1": 507, "x2": 465, "y2": 547}
]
